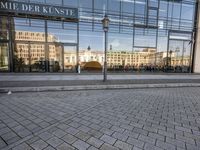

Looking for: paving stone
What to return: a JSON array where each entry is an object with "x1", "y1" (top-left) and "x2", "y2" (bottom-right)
[
  {"x1": 114, "y1": 140, "x2": 133, "y2": 150},
  {"x1": 156, "y1": 140, "x2": 176, "y2": 150},
  {"x1": 111, "y1": 126, "x2": 125, "y2": 133},
  {"x1": 12, "y1": 143, "x2": 33, "y2": 150},
  {"x1": 47, "y1": 137, "x2": 64, "y2": 148},
  {"x1": 75, "y1": 131, "x2": 91, "y2": 141},
  {"x1": 6, "y1": 136, "x2": 21, "y2": 145},
  {"x1": 78, "y1": 125, "x2": 91, "y2": 133},
  {"x1": 38, "y1": 132, "x2": 53, "y2": 141},
  {"x1": 88, "y1": 129, "x2": 104, "y2": 138},
  {"x1": 88, "y1": 146, "x2": 99, "y2": 150},
  {"x1": 0, "y1": 138, "x2": 7, "y2": 149},
  {"x1": 26, "y1": 136, "x2": 41, "y2": 145},
  {"x1": 127, "y1": 137, "x2": 145, "y2": 149},
  {"x1": 100, "y1": 143, "x2": 119, "y2": 150},
  {"x1": 62, "y1": 133, "x2": 77, "y2": 144},
  {"x1": 1, "y1": 87, "x2": 200, "y2": 150},
  {"x1": 56, "y1": 142, "x2": 75, "y2": 150},
  {"x1": 100, "y1": 134, "x2": 117, "y2": 145},
  {"x1": 138, "y1": 134, "x2": 156, "y2": 145},
  {"x1": 30, "y1": 140, "x2": 48, "y2": 150},
  {"x1": 72, "y1": 139, "x2": 90, "y2": 150},
  {"x1": 144, "y1": 143, "x2": 164, "y2": 150},
  {"x1": 112, "y1": 132, "x2": 128, "y2": 142},
  {"x1": 66, "y1": 127, "x2": 79, "y2": 135},
  {"x1": 43, "y1": 146, "x2": 56, "y2": 150},
  {"x1": 87, "y1": 137, "x2": 104, "y2": 148},
  {"x1": 52, "y1": 129, "x2": 67, "y2": 138}
]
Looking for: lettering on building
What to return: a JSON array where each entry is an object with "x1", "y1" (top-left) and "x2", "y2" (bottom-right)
[{"x1": 0, "y1": 1, "x2": 78, "y2": 19}]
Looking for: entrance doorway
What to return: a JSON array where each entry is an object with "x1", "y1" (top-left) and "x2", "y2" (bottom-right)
[
  {"x1": 167, "y1": 31, "x2": 193, "y2": 73},
  {"x1": 0, "y1": 42, "x2": 9, "y2": 71},
  {"x1": 63, "y1": 44, "x2": 77, "y2": 73}
]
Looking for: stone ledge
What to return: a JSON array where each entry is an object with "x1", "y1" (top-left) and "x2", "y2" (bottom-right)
[{"x1": 1, "y1": 83, "x2": 200, "y2": 93}]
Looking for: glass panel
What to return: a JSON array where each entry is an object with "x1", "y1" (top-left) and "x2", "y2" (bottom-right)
[
  {"x1": 149, "y1": 0, "x2": 158, "y2": 8},
  {"x1": 108, "y1": 32, "x2": 133, "y2": 72},
  {"x1": 157, "y1": 30, "x2": 168, "y2": 70},
  {"x1": 0, "y1": 43, "x2": 9, "y2": 71},
  {"x1": 64, "y1": 46, "x2": 77, "y2": 72},
  {"x1": 30, "y1": 0, "x2": 45, "y2": 3},
  {"x1": 94, "y1": 0, "x2": 107, "y2": 13},
  {"x1": 108, "y1": 0, "x2": 120, "y2": 15},
  {"x1": 131, "y1": 47, "x2": 156, "y2": 71},
  {"x1": 168, "y1": 40, "x2": 191, "y2": 73},
  {"x1": 182, "y1": 41, "x2": 191, "y2": 72},
  {"x1": 79, "y1": 31, "x2": 103, "y2": 72},
  {"x1": 135, "y1": 0, "x2": 146, "y2": 16},
  {"x1": 122, "y1": 0, "x2": 134, "y2": 14},
  {"x1": 45, "y1": 0, "x2": 62, "y2": 5},
  {"x1": 0, "y1": 16, "x2": 9, "y2": 40},
  {"x1": 181, "y1": 3, "x2": 194, "y2": 20},
  {"x1": 159, "y1": 1, "x2": 168, "y2": 18},
  {"x1": 30, "y1": 44, "x2": 45, "y2": 72},
  {"x1": 14, "y1": 43, "x2": 30, "y2": 72},
  {"x1": 13, "y1": 18, "x2": 45, "y2": 42},
  {"x1": 134, "y1": 28, "x2": 157, "y2": 48},
  {"x1": 63, "y1": 0, "x2": 78, "y2": 7},
  {"x1": 148, "y1": 9, "x2": 158, "y2": 26},
  {"x1": 47, "y1": 21, "x2": 77, "y2": 43},
  {"x1": 49, "y1": 44, "x2": 63, "y2": 72},
  {"x1": 79, "y1": 0, "x2": 92, "y2": 9}
]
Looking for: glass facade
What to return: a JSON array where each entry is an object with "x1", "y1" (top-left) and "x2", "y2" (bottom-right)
[{"x1": 0, "y1": 0, "x2": 197, "y2": 73}]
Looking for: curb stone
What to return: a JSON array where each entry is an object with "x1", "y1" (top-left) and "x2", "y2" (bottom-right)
[{"x1": 0, "y1": 83, "x2": 200, "y2": 93}]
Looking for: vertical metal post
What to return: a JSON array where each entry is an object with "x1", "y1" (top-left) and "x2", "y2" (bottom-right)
[
  {"x1": 45, "y1": 20, "x2": 48, "y2": 72},
  {"x1": 8, "y1": 16, "x2": 14, "y2": 72},
  {"x1": 62, "y1": 44, "x2": 64, "y2": 72},
  {"x1": 103, "y1": 31, "x2": 107, "y2": 82},
  {"x1": 191, "y1": 0, "x2": 199, "y2": 73},
  {"x1": 76, "y1": 21, "x2": 79, "y2": 73}
]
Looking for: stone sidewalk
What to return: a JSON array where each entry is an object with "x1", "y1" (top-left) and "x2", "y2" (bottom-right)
[
  {"x1": 0, "y1": 87, "x2": 200, "y2": 150},
  {"x1": 0, "y1": 74, "x2": 200, "y2": 92}
]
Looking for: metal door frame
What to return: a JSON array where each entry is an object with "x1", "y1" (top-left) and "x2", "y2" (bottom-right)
[
  {"x1": 60, "y1": 43, "x2": 78, "y2": 73},
  {"x1": 167, "y1": 30, "x2": 193, "y2": 73}
]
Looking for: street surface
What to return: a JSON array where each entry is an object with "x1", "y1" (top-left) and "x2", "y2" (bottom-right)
[{"x1": 0, "y1": 87, "x2": 200, "y2": 150}]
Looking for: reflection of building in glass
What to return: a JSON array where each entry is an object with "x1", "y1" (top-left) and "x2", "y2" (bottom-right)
[
  {"x1": 0, "y1": 43, "x2": 8, "y2": 70},
  {"x1": 15, "y1": 31, "x2": 60, "y2": 66},
  {"x1": 0, "y1": 16, "x2": 9, "y2": 40},
  {"x1": 64, "y1": 47, "x2": 190, "y2": 70},
  {"x1": 107, "y1": 48, "x2": 156, "y2": 68},
  {"x1": 15, "y1": 31, "x2": 57, "y2": 42}
]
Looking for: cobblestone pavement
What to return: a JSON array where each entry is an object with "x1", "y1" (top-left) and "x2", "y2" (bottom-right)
[{"x1": 0, "y1": 87, "x2": 200, "y2": 150}]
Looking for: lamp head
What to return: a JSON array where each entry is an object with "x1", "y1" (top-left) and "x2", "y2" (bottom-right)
[{"x1": 102, "y1": 14, "x2": 110, "y2": 32}]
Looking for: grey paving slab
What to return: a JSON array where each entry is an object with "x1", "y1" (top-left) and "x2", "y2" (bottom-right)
[{"x1": 1, "y1": 87, "x2": 200, "y2": 150}]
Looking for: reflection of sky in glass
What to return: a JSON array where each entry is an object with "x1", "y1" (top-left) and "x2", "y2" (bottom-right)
[{"x1": 13, "y1": 0, "x2": 195, "y2": 53}]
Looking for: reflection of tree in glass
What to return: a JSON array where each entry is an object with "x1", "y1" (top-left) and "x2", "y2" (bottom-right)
[{"x1": 14, "y1": 47, "x2": 25, "y2": 72}]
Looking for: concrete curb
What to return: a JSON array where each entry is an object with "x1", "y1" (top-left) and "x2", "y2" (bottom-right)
[{"x1": 1, "y1": 83, "x2": 200, "y2": 93}]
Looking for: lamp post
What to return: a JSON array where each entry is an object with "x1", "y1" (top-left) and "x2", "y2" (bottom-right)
[{"x1": 102, "y1": 14, "x2": 110, "y2": 82}]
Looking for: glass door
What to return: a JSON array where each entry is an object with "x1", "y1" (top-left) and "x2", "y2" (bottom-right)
[
  {"x1": 168, "y1": 40, "x2": 192, "y2": 73},
  {"x1": 63, "y1": 45, "x2": 77, "y2": 72},
  {"x1": 0, "y1": 43, "x2": 9, "y2": 71},
  {"x1": 30, "y1": 43, "x2": 45, "y2": 72},
  {"x1": 48, "y1": 44, "x2": 63, "y2": 72}
]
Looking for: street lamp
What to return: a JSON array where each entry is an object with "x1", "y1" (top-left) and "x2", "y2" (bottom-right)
[{"x1": 102, "y1": 14, "x2": 110, "y2": 82}]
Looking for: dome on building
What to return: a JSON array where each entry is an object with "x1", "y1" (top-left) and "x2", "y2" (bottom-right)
[{"x1": 83, "y1": 61, "x2": 102, "y2": 71}]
